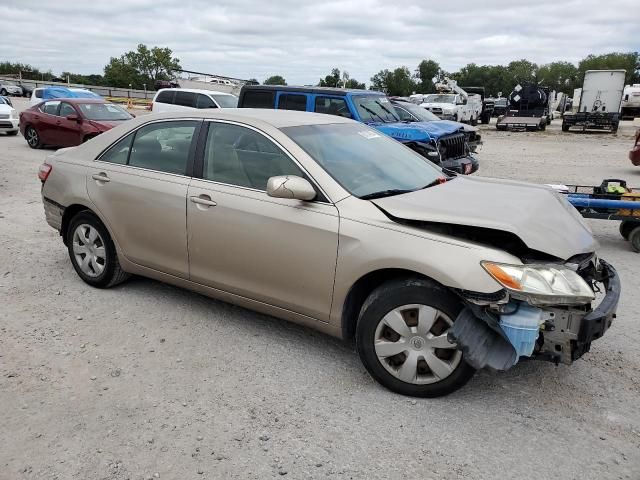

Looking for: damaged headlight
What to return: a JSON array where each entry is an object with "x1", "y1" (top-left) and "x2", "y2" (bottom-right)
[{"x1": 481, "y1": 261, "x2": 595, "y2": 305}]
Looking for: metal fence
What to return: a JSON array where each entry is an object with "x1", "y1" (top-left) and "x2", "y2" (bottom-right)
[{"x1": 0, "y1": 75, "x2": 152, "y2": 99}]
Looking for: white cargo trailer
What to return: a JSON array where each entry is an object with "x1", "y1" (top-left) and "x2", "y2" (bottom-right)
[
  {"x1": 621, "y1": 84, "x2": 640, "y2": 119},
  {"x1": 562, "y1": 70, "x2": 625, "y2": 133}
]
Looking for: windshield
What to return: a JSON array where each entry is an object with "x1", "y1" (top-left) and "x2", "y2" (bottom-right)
[
  {"x1": 211, "y1": 94, "x2": 238, "y2": 108},
  {"x1": 352, "y1": 95, "x2": 400, "y2": 123},
  {"x1": 77, "y1": 103, "x2": 132, "y2": 121},
  {"x1": 282, "y1": 123, "x2": 444, "y2": 198},
  {"x1": 394, "y1": 102, "x2": 441, "y2": 122},
  {"x1": 424, "y1": 94, "x2": 456, "y2": 104}
]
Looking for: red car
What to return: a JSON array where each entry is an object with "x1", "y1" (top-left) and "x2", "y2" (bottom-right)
[
  {"x1": 630, "y1": 129, "x2": 640, "y2": 166},
  {"x1": 19, "y1": 98, "x2": 133, "y2": 149}
]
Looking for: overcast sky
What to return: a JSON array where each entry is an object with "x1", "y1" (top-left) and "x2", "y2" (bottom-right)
[{"x1": 4, "y1": 0, "x2": 638, "y2": 85}]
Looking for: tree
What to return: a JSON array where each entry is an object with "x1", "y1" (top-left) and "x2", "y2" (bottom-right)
[
  {"x1": 264, "y1": 75, "x2": 287, "y2": 85},
  {"x1": 507, "y1": 59, "x2": 538, "y2": 86},
  {"x1": 103, "y1": 44, "x2": 181, "y2": 89},
  {"x1": 370, "y1": 67, "x2": 416, "y2": 96},
  {"x1": 537, "y1": 61, "x2": 579, "y2": 93},
  {"x1": 319, "y1": 68, "x2": 341, "y2": 87},
  {"x1": 578, "y1": 52, "x2": 639, "y2": 84},
  {"x1": 344, "y1": 78, "x2": 366, "y2": 89},
  {"x1": 415, "y1": 59, "x2": 441, "y2": 93}
]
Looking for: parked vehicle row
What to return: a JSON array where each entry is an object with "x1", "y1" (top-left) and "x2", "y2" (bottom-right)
[
  {"x1": 237, "y1": 85, "x2": 479, "y2": 174},
  {"x1": 37, "y1": 108, "x2": 620, "y2": 397}
]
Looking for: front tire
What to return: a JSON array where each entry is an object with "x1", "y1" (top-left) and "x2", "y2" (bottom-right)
[
  {"x1": 356, "y1": 277, "x2": 476, "y2": 397},
  {"x1": 25, "y1": 125, "x2": 42, "y2": 149},
  {"x1": 0, "y1": 89, "x2": 6, "y2": 96},
  {"x1": 66, "y1": 211, "x2": 130, "y2": 288}
]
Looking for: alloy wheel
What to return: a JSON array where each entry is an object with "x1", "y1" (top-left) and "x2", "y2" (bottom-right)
[
  {"x1": 374, "y1": 304, "x2": 461, "y2": 385},
  {"x1": 26, "y1": 127, "x2": 39, "y2": 147},
  {"x1": 72, "y1": 224, "x2": 106, "y2": 278}
]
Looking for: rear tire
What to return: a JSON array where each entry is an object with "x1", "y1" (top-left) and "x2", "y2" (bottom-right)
[
  {"x1": 629, "y1": 227, "x2": 640, "y2": 253},
  {"x1": 356, "y1": 277, "x2": 476, "y2": 397},
  {"x1": 619, "y1": 220, "x2": 639, "y2": 240},
  {"x1": 66, "y1": 211, "x2": 130, "y2": 288},
  {"x1": 562, "y1": 122, "x2": 570, "y2": 132}
]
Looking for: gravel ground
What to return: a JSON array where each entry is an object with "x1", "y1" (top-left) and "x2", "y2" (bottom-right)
[{"x1": 1, "y1": 98, "x2": 639, "y2": 480}]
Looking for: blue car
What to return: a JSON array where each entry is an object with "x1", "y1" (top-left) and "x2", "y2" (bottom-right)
[{"x1": 238, "y1": 85, "x2": 479, "y2": 174}]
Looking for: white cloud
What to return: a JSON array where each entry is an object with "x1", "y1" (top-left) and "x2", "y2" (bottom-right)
[{"x1": 2, "y1": 0, "x2": 637, "y2": 84}]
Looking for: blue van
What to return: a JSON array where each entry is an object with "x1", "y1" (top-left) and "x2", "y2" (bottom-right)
[{"x1": 237, "y1": 85, "x2": 478, "y2": 174}]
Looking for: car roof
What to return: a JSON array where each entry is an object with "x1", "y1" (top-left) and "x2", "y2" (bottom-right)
[
  {"x1": 141, "y1": 108, "x2": 354, "y2": 128},
  {"x1": 156, "y1": 88, "x2": 235, "y2": 96},
  {"x1": 39, "y1": 98, "x2": 110, "y2": 105},
  {"x1": 240, "y1": 85, "x2": 384, "y2": 97}
]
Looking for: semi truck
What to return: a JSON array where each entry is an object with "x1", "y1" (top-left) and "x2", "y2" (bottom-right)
[{"x1": 562, "y1": 70, "x2": 625, "y2": 133}]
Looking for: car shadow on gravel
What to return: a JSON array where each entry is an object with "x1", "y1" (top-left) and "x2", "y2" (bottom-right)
[{"x1": 114, "y1": 275, "x2": 579, "y2": 402}]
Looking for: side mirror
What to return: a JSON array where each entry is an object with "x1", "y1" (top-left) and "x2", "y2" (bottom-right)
[
  {"x1": 266, "y1": 175, "x2": 316, "y2": 201},
  {"x1": 66, "y1": 114, "x2": 80, "y2": 122}
]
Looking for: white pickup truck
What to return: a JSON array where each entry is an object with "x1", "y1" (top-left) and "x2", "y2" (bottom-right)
[{"x1": 418, "y1": 80, "x2": 483, "y2": 125}]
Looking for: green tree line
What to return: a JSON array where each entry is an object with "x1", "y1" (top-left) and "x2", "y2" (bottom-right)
[{"x1": 2, "y1": 49, "x2": 637, "y2": 96}]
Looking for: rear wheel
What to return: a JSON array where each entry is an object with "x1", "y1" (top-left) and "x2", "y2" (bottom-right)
[
  {"x1": 562, "y1": 122, "x2": 570, "y2": 132},
  {"x1": 629, "y1": 227, "x2": 640, "y2": 253},
  {"x1": 25, "y1": 126, "x2": 41, "y2": 149},
  {"x1": 619, "y1": 220, "x2": 639, "y2": 240},
  {"x1": 356, "y1": 277, "x2": 475, "y2": 397},
  {"x1": 67, "y1": 211, "x2": 130, "y2": 288}
]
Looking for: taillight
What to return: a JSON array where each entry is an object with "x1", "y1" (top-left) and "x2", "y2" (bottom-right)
[{"x1": 38, "y1": 163, "x2": 52, "y2": 183}]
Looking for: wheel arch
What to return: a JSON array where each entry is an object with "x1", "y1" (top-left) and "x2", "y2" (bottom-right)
[{"x1": 341, "y1": 268, "x2": 435, "y2": 341}]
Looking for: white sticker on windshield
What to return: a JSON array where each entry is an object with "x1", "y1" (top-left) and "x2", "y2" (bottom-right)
[
  {"x1": 378, "y1": 97, "x2": 390, "y2": 103},
  {"x1": 358, "y1": 130, "x2": 381, "y2": 139}
]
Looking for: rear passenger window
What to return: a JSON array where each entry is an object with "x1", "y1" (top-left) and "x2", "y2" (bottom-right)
[
  {"x1": 314, "y1": 97, "x2": 351, "y2": 118},
  {"x1": 128, "y1": 121, "x2": 197, "y2": 175},
  {"x1": 59, "y1": 103, "x2": 76, "y2": 117},
  {"x1": 278, "y1": 94, "x2": 307, "y2": 111},
  {"x1": 241, "y1": 90, "x2": 275, "y2": 109},
  {"x1": 196, "y1": 94, "x2": 216, "y2": 109},
  {"x1": 174, "y1": 91, "x2": 195, "y2": 108},
  {"x1": 99, "y1": 134, "x2": 134, "y2": 165},
  {"x1": 155, "y1": 90, "x2": 175, "y2": 104},
  {"x1": 42, "y1": 101, "x2": 60, "y2": 116},
  {"x1": 203, "y1": 123, "x2": 303, "y2": 190}
]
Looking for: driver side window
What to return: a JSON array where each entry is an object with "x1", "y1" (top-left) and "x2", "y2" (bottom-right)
[
  {"x1": 203, "y1": 123, "x2": 304, "y2": 190},
  {"x1": 394, "y1": 106, "x2": 413, "y2": 122},
  {"x1": 59, "y1": 103, "x2": 76, "y2": 117}
]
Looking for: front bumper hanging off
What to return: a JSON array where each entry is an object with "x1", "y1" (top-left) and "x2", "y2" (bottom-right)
[{"x1": 450, "y1": 259, "x2": 620, "y2": 370}]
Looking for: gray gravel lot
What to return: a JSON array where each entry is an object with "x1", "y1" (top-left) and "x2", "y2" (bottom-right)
[{"x1": 1, "y1": 97, "x2": 639, "y2": 480}]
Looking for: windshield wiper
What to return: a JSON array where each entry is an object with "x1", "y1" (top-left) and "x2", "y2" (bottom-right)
[
  {"x1": 359, "y1": 104, "x2": 387, "y2": 123},
  {"x1": 420, "y1": 176, "x2": 451, "y2": 189},
  {"x1": 359, "y1": 189, "x2": 414, "y2": 200},
  {"x1": 375, "y1": 100, "x2": 400, "y2": 121}
]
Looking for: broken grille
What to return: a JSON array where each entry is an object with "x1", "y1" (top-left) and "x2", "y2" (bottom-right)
[{"x1": 438, "y1": 133, "x2": 467, "y2": 160}]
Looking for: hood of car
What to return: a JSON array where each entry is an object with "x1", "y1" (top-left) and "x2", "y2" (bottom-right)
[
  {"x1": 0, "y1": 104, "x2": 13, "y2": 114},
  {"x1": 421, "y1": 102, "x2": 455, "y2": 111},
  {"x1": 369, "y1": 122, "x2": 434, "y2": 143},
  {"x1": 414, "y1": 120, "x2": 464, "y2": 137},
  {"x1": 370, "y1": 176, "x2": 597, "y2": 260},
  {"x1": 88, "y1": 119, "x2": 126, "y2": 130}
]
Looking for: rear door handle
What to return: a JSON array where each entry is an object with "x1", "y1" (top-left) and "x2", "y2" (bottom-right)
[
  {"x1": 92, "y1": 173, "x2": 110, "y2": 183},
  {"x1": 190, "y1": 195, "x2": 217, "y2": 207}
]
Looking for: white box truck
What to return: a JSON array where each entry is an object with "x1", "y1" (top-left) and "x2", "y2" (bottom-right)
[{"x1": 562, "y1": 70, "x2": 625, "y2": 133}]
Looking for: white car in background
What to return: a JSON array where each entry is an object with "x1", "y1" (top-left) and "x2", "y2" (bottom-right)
[
  {"x1": 151, "y1": 88, "x2": 238, "y2": 113},
  {"x1": 0, "y1": 80, "x2": 23, "y2": 96},
  {"x1": 0, "y1": 96, "x2": 19, "y2": 135}
]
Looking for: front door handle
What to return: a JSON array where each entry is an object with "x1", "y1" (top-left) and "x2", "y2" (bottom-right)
[
  {"x1": 92, "y1": 172, "x2": 110, "y2": 183},
  {"x1": 190, "y1": 195, "x2": 217, "y2": 207}
]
